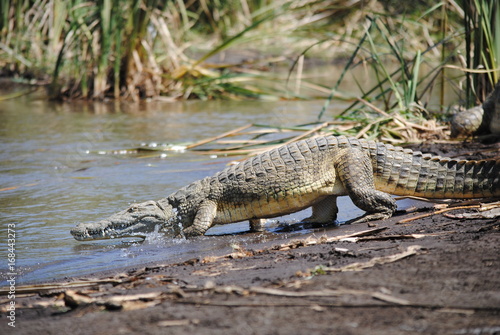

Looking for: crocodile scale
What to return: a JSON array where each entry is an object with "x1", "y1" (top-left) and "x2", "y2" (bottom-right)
[{"x1": 71, "y1": 136, "x2": 500, "y2": 240}]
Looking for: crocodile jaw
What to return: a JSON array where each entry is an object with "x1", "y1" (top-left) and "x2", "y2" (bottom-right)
[{"x1": 71, "y1": 200, "x2": 173, "y2": 241}]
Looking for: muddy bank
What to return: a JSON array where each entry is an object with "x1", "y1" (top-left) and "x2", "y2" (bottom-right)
[{"x1": 1, "y1": 141, "x2": 499, "y2": 335}]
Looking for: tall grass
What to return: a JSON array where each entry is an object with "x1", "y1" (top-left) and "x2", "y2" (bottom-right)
[
  {"x1": 1, "y1": 0, "x2": 314, "y2": 99},
  {"x1": 51, "y1": 0, "x2": 156, "y2": 99},
  {"x1": 0, "y1": 0, "x2": 496, "y2": 107},
  {"x1": 311, "y1": 7, "x2": 461, "y2": 142},
  {"x1": 463, "y1": 0, "x2": 499, "y2": 106}
]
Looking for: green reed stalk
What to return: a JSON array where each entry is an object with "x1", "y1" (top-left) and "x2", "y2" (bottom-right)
[{"x1": 463, "y1": 0, "x2": 499, "y2": 106}]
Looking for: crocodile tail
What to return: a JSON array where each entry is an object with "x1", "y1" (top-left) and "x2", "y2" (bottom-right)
[
  {"x1": 409, "y1": 157, "x2": 500, "y2": 199},
  {"x1": 374, "y1": 145, "x2": 500, "y2": 199}
]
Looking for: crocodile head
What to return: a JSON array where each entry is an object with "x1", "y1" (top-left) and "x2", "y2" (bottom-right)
[{"x1": 71, "y1": 200, "x2": 176, "y2": 241}]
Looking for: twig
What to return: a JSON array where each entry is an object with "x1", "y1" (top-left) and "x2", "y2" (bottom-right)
[
  {"x1": 355, "y1": 117, "x2": 391, "y2": 139},
  {"x1": 177, "y1": 299, "x2": 496, "y2": 312},
  {"x1": 249, "y1": 287, "x2": 410, "y2": 305},
  {"x1": 356, "y1": 97, "x2": 393, "y2": 119},
  {"x1": 0, "y1": 278, "x2": 124, "y2": 296},
  {"x1": 185, "y1": 124, "x2": 253, "y2": 149},
  {"x1": 158, "y1": 319, "x2": 199, "y2": 327},
  {"x1": 444, "y1": 207, "x2": 500, "y2": 219},
  {"x1": 354, "y1": 233, "x2": 443, "y2": 242},
  {"x1": 393, "y1": 195, "x2": 450, "y2": 203},
  {"x1": 196, "y1": 145, "x2": 283, "y2": 157},
  {"x1": 280, "y1": 122, "x2": 330, "y2": 146},
  {"x1": 322, "y1": 245, "x2": 422, "y2": 272},
  {"x1": 356, "y1": 97, "x2": 441, "y2": 135},
  {"x1": 397, "y1": 205, "x2": 481, "y2": 224},
  {"x1": 188, "y1": 122, "x2": 333, "y2": 156},
  {"x1": 273, "y1": 227, "x2": 388, "y2": 251}
]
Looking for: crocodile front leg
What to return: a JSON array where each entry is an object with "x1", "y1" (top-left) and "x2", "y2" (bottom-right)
[
  {"x1": 249, "y1": 219, "x2": 266, "y2": 232},
  {"x1": 182, "y1": 200, "x2": 217, "y2": 237},
  {"x1": 302, "y1": 195, "x2": 339, "y2": 223},
  {"x1": 335, "y1": 148, "x2": 396, "y2": 223}
]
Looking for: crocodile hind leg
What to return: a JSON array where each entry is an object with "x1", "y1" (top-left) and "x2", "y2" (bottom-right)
[
  {"x1": 302, "y1": 195, "x2": 338, "y2": 223},
  {"x1": 335, "y1": 148, "x2": 396, "y2": 223}
]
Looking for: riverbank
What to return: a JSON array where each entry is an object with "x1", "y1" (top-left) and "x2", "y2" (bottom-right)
[{"x1": 1, "y1": 141, "x2": 499, "y2": 334}]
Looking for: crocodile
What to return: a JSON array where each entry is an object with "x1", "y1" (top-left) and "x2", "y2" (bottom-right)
[
  {"x1": 71, "y1": 136, "x2": 500, "y2": 241},
  {"x1": 451, "y1": 80, "x2": 500, "y2": 137}
]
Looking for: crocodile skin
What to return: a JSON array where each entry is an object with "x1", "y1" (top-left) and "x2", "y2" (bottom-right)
[{"x1": 71, "y1": 136, "x2": 500, "y2": 240}]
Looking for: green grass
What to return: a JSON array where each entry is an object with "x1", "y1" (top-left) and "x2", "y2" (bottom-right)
[
  {"x1": 0, "y1": 0, "x2": 497, "y2": 118},
  {"x1": 303, "y1": 0, "x2": 499, "y2": 142},
  {"x1": 463, "y1": 0, "x2": 499, "y2": 106}
]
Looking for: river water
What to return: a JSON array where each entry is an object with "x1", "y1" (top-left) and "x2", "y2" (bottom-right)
[{"x1": 0, "y1": 93, "x2": 427, "y2": 284}]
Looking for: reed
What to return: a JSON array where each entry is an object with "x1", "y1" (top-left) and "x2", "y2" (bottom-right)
[
  {"x1": 463, "y1": 0, "x2": 499, "y2": 106},
  {"x1": 308, "y1": 1, "x2": 499, "y2": 142},
  {"x1": 0, "y1": 0, "x2": 494, "y2": 108}
]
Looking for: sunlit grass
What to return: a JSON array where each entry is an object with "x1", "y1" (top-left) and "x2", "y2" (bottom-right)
[
  {"x1": 0, "y1": 1, "x2": 458, "y2": 100},
  {"x1": 0, "y1": 0, "x2": 497, "y2": 122}
]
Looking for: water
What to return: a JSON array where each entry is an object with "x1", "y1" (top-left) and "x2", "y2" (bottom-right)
[{"x1": 0, "y1": 96, "x2": 419, "y2": 284}]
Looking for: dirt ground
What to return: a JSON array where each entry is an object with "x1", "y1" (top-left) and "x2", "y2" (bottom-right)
[{"x1": 1, "y1": 141, "x2": 499, "y2": 335}]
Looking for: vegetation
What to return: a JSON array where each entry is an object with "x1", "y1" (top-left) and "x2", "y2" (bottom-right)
[
  {"x1": 0, "y1": 0, "x2": 498, "y2": 142},
  {"x1": 462, "y1": 0, "x2": 500, "y2": 105}
]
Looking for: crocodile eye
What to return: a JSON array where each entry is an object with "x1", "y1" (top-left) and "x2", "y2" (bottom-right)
[{"x1": 128, "y1": 206, "x2": 137, "y2": 213}]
